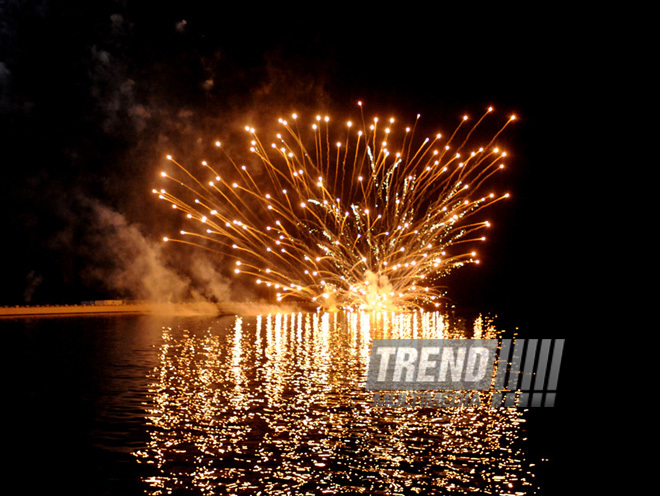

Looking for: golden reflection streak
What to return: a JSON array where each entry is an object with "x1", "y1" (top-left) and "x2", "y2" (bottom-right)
[{"x1": 134, "y1": 311, "x2": 536, "y2": 495}]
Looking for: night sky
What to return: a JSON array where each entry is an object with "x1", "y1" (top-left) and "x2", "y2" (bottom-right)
[
  {"x1": 1, "y1": 2, "x2": 602, "y2": 328},
  {"x1": 1, "y1": 6, "x2": 621, "y2": 492}
]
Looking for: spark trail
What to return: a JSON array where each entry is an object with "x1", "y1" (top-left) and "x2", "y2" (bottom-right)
[{"x1": 154, "y1": 103, "x2": 515, "y2": 311}]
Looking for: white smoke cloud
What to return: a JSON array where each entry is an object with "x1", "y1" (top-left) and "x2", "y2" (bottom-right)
[
  {"x1": 23, "y1": 270, "x2": 44, "y2": 303},
  {"x1": 0, "y1": 61, "x2": 10, "y2": 86},
  {"x1": 85, "y1": 202, "x2": 192, "y2": 301},
  {"x1": 186, "y1": 256, "x2": 236, "y2": 303},
  {"x1": 175, "y1": 19, "x2": 187, "y2": 33},
  {"x1": 363, "y1": 270, "x2": 394, "y2": 310},
  {"x1": 0, "y1": 61, "x2": 12, "y2": 113},
  {"x1": 76, "y1": 201, "x2": 257, "y2": 305}
]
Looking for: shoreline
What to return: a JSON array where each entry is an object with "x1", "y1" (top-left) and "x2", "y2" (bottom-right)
[{"x1": 0, "y1": 301, "x2": 307, "y2": 318}]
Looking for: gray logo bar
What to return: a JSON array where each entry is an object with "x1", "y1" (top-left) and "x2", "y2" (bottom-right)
[
  {"x1": 366, "y1": 339, "x2": 498, "y2": 391},
  {"x1": 367, "y1": 338, "x2": 565, "y2": 407},
  {"x1": 491, "y1": 338, "x2": 565, "y2": 408}
]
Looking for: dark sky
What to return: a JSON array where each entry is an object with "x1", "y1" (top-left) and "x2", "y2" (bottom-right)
[{"x1": 0, "y1": 1, "x2": 602, "y2": 326}]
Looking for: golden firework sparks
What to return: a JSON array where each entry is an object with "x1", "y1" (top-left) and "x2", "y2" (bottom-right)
[{"x1": 155, "y1": 103, "x2": 515, "y2": 311}]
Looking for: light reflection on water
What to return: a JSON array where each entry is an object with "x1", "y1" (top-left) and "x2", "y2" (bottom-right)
[{"x1": 134, "y1": 311, "x2": 537, "y2": 495}]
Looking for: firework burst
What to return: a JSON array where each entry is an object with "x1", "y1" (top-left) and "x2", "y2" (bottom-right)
[{"x1": 155, "y1": 103, "x2": 515, "y2": 311}]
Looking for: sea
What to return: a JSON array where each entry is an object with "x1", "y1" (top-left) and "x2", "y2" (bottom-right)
[{"x1": 3, "y1": 310, "x2": 573, "y2": 495}]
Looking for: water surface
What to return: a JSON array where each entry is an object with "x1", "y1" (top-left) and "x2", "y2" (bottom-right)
[{"x1": 5, "y1": 311, "x2": 541, "y2": 495}]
